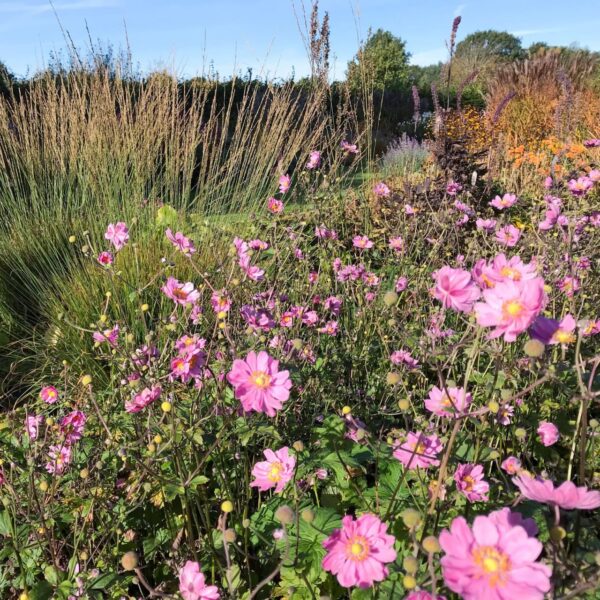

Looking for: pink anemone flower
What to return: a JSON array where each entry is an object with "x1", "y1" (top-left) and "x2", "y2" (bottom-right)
[
  {"x1": 322, "y1": 513, "x2": 397, "y2": 588},
  {"x1": 226, "y1": 351, "x2": 292, "y2": 417}
]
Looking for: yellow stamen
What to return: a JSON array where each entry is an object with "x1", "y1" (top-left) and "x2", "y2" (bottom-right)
[{"x1": 250, "y1": 371, "x2": 272, "y2": 389}]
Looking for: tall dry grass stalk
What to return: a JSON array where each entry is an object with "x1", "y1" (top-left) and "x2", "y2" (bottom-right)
[{"x1": 0, "y1": 54, "x2": 370, "y2": 393}]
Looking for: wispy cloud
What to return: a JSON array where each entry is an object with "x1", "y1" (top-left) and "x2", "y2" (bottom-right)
[
  {"x1": 0, "y1": 0, "x2": 117, "y2": 15},
  {"x1": 510, "y1": 27, "x2": 563, "y2": 37},
  {"x1": 453, "y1": 3, "x2": 467, "y2": 17}
]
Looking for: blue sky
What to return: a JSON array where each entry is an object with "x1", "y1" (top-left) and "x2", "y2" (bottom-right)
[{"x1": 1, "y1": 0, "x2": 600, "y2": 79}]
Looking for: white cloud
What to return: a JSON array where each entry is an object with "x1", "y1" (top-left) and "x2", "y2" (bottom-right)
[
  {"x1": 454, "y1": 3, "x2": 466, "y2": 17},
  {"x1": 410, "y1": 47, "x2": 447, "y2": 66},
  {"x1": 510, "y1": 27, "x2": 562, "y2": 37},
  {"x1": 0, "y1": 0, "x2": 117, "y2": 15}
]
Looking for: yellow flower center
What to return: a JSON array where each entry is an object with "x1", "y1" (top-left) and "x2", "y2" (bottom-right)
[
  {"x1": 440, "y1": 394, "x2": 453, "y2": 407},
  {"x1": 347, "y1": 536, "x2": 369, "y2": 561},
  {"x1": 462, "y1": 475, "x2": 475, "y2": 491},
  {"x1": 414, "y1": 442, "x2": 426, "y2": 455},
  {"x1": 472, "y1": 546, "x2": 511, "y2": 587},
  {"x1": 267, "y1": 462, "x2": 283, "y2": 482},
  {"x1": 500, "y1": 266, "x2": 521, "y2": 281},
  {"x1": 554, "y1": 330, "x2": 575, "y2": 344},
  {"x1": 250, "y1": 371, "x2": 272, "y2": 389},
  {"x1": 481, "y1": 274, "x2": 495, "y2": 288},
  {"x1": 502, "y1": 300, "x2": 523, "y2": 318},
  {"x1": 172, "y1": 288, "x2": 188, "y2": 300}
]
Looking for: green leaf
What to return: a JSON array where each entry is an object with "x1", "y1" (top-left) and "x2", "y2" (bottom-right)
[
  {"x1": 156, "y1": 204, "x2": 179, "y2": 228},
  {"x1": 0, "y1": 511, "x2": 12, "y2": 536},
  {"x1": 89, "y1": 571, "x2": 119, "y2": 590},
  {"x1": 43, "y1": 565, "x2": 63, "y2": 586},
  {"x1": 29, "y1": 581, "x2": 53, "y2": 600}
]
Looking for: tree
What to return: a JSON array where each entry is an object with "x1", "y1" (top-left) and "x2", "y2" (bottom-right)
[
  {"x1": 408, "y1": 63, "x2": 443, "y2": 92},
  {"x1": 0, "y1": 60, "x2": 14, "y2": 97},
  {"x1": 346, "y1": 29, "x2": 410, "y2": 91},
  {"x1": 455, "y1": 30, "x2": 524, "y2": 61},
  {"x1": 528, "y1": 42, "x2": 550, "y2": 56}
]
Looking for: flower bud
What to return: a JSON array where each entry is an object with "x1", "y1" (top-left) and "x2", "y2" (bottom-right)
[
  {"x1": 275, "y1": 505, "x2": 295, "y2": 525},
  {"x1": 401, "y1": 508, "x2": 421, "y2": 529},
  {"x1": 422, "y1": 535, "x2": 441, "y2": 554},
  {"x1": 120, "y1": 551, "x2": 138, "y2": 571},
  {"x1": 402, "y1": 556, "x2": 418, "y2": 574},
  {"x1": 223, "y1": 528, "x2": 237, "y2": 543},
  {"x1": 221, "y1": 500, "x2": 234, "y2": 513},
  {"x1": 383, "y1": 291, "x2": 398, "y2": 307},
  {"x1": 292, "y1": 441, "x2": 305, "y2": 452},
  {"x1": 386, "y1": 371, "x2": 401, "y2": 386},
  {"x1": 403, "y1": 575, "x2": 417, "y2": 590},
  {"x1": 524, "y1": 339, "x2": 545, "y2": 358},
  {"x1": 301, "y1": 509, "x2": 315, "y2": 523}
]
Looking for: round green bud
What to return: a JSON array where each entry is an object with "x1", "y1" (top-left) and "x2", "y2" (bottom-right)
[
  {"x1": 402, "y1": 556, "x2": 418, "y2": 574},
  {"x1": 401, "y1": 508, "x2": 421, "y2": 529},
  {"x1": 524, "y1": 339, "x2": 545, "y2": 358},
  {"x1": 275, "y1": 505, "x2": 295, "y2": 525},
  {"x1": 120, "y1": 551, "x2": 138, "y2": 571}
]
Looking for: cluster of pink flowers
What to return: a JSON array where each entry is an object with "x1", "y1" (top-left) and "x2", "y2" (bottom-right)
[
  {"x1": 170, "y1": 335, "x2": 207, "y2": 384},
  {"x1": 125, "y1": 385, "x2": 162, "y2": 413},
  {"x1": 250, "y1": 446, "x2": 296, "y2": 493},
  {"x1": 44, "y1": 409, "x2": 87, "y2": 475},
  {"x1": 315, "y1": 224, "x2": 338, "y2": 240},
  {"x1": 227, "y1": 351, "x2": 292, "y2": 417},
  {"x1": 306, "y1": 150, "x2": 322, "y2": 170},
  {"x1": 472, "y1": 253, "x2": 538, "y2": 289},
  {"x1": 234, "y1": 237, "x2": 265, "y2": 281}
]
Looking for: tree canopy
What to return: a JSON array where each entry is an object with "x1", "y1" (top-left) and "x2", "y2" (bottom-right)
[
  {"x1": 346, "y1": 29, "x2": 410, "y2": 91},
  {"x1": 455, "y1": 30, "x2": 524, "y2": 61}
]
